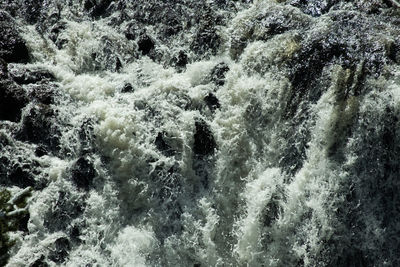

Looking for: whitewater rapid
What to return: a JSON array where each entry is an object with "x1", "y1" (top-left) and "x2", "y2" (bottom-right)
[{"x1": 1, "y1": 0, "x2": 400, "y2": 266}]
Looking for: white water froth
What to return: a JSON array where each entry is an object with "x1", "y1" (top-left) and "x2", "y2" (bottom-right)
[{"x1": 5, "y1": 1, "x2": 400, "y2": 266}]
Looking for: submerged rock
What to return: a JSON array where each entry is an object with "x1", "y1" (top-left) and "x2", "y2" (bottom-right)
[
  {"x1": 193, "y1": 119, "x2": 217, "y2": 157},
  {"x1": 30, "y1": 255, "x2": 49, "y2": 267},
  {"x1": 70, "y1": 157, "x2": 96, "y2": 191},
  {"x1": 155, "y1": 132, "x2": 175, "y2": 157},
  {"x1": 0, "y1": 81, "x2": 28, "y2": 122},
  {"x1": 44, "y1": 191, "x2": 85, "y2": 232},
  {"x1": 48, "y1": 237, "x2": 71, "y2": 263},
  {"x1": 204, "y1": 92, "x2": 221, "y2": 112},
  {"x1": 210, "y1": 62, "x2": 229, "y2": 86},
  {"x1": 121, "y1": 83, "x2": 134, "y2": 93},
  {"x1": 9, "y1": 67, "x2": 55, "y2": 85},
  {"x1": 138, "y1": 34, "x2": 155, "y2": 56},
  {"x1": 84, "y1": 0, "x2": 114, "y2": 18},
  {"x1": 16, "y1": 104, "x2": 60, "y2": 152}
]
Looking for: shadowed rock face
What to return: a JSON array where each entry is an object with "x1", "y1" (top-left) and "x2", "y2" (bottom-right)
[
  {"x1": 0, "y1": 81, "x2": 28, "y2": 122},
  {"x1": 0, "y1": 11, "x2": 29, "y2": 63}
]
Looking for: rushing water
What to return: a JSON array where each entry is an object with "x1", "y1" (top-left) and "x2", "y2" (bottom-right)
[{"x1": 1, "y1": 0, "x2": 400, "y2": 266}]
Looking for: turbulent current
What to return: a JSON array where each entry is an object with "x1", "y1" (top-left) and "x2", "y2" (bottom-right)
[{"x1": 1, "y1": 0, "x2": 400, "y2": 266}]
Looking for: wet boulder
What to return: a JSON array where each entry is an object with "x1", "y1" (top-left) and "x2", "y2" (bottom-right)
[
  {"x1": 138, "y1": 34, "x2": 155, "y2": 56},
  {"x1": 170, "y1": 50, "x2": 188, "y2": 71},
  {"x1": 30, "y1": 255, "x2": 49, "y2": 267},
  {"x1": 290, "y1": 0, "x2": 339, "y2": 17},
  {"x1": 120, "y1": 83, "x2": 134, "y2": 93},
  {"x1": 230, "y1": 4, "x2": 310, "y2": 59},
  {"x1": 0, "y1": 11, "x2": 30, "y2": 63},
  {"x1": 9, "y1": 67, "x2": 55, "y2": 85},
  {"x1": 44, "y1": 191, "x2": 85, "y2": 232},
  {"x1": 191, "y1": 25, "x2": 221, "y2": 57},
  {"x1": 49, "y1": 22, "x2": 68, "y2": 49},
  {"x1": 193, "y1": 119, "x2": 217, "y2": 157},
  {"x1": 70, "y1": 157, "x2": 96, "y2": 191},
  {"x1": 22, "y1": 0, "x2": 45, "y2": 24},
  {"x1": 7, "y1": 164, "x2": 37, "y2": 188},
  {"x1": 84, "y1": 0, "x2": 114, "y2": 18},
  {"x1": 16, "y1": 104, "x2": 61, "y2": 152},
  {"x1": 28, "y1": 84, "x2": 56, "y2": 105},
  {"x1": 155, "y1": 132, "x2": 175, "y2": 157},
  {"x1": 210, "y1": 62, "x2": 229, "y2": 86},
  {"x1": 48, "y1": 237, "x2": 71, "y2": 264},
  {"x1": 204, "y1": 93, "x2": 221, "y2": 112},
  {"x1": 124, "y1": 22, "x2": 140, "y2": 41},
  {"x1": 0, "y1": 58, "x2": 7, "y2": 79},
  {"x1": 0, "y1": 81, "x2": 29, "y2": 122}
]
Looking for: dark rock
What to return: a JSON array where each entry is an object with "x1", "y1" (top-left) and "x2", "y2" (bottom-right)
[
  {"x1": 0, "y1": 81, "x2": 28, "y2": 122},
  {"x1": 70, "y1": 157, "x2": 96, "y2": 191},
  {"x1": 210, "y1": 63, "x2": 229, "y2": 86},
  {"x1": 79, "y1": 119, "x2": 96, "y2": 155},
  {"x1": 124, "y1": 22, "x2": 139, "y2": 41},
  {"x1": 290, "y1": 0, "x2": 338, "y2": 17},
  {"x1": 30, "y1": 255, "x2": 49, "y2": 267},
  {"x1": 49, "y1": 22, "x2": 68, "y2": 49},
  {"x1": 29, "y1": 84, "x2": 56, "y2": 105},
  {"x1": 0, "y1": 11, "x2": 30, "y2": 63},
  {"x1": 44, "y1": 191, "x2": 85, "y2": 232},
  {"x1": 115, "y1": 57, "x2": 122, "y2": 72},
  {"x1": 0, "y1": 156, "x2": 10, "y2": 183},
  {"x1": 204, "y1": 93, "x2": 220, "y2": 112},
  {"x1": 162, "y1": 12, "x2": 183, "y2": 37},
  {"x1": 22, "y1": 0, "x2": 45, "y2": 24},
  {"x1": 84, "y1": 0, "x2": 113, "y2": 18},
  {"x1": 170, "y1": 50, "x2": 188, "y2": 71},
  {"x1": 121, "y1": 83, "x2": 133, "y2": 93},
  {"x1": 229, "y1": 5, "x2": 310, "y2": 59},
  {"x1": 0, "y1": 58, "x2": 7, "y2": 79},
  {"x1": 9, "y1": 67, "x2": 55, "y2": 85},
  {"x1": 17, "y1": 104, "x2": 60, "y2": 152},
  {"x1": 69, "y1": 224, "x2": 82, "y2": 243},
  {"x1": 35, "y1": 145, "x2": 48, "y2": 157},
  {"x1": 155, "y1": 132, "x2": 175, "y2": 157},
  {"x1": 332, "y1": 249, "x2": 367, "y2": 267},
  {"x1": 17, "y1": 212, "x2": 30, "y2": 232},
  {"x1": 138, "y1": 34, "x2": 155, "y2": 56},
  {"x1": 191, "y1": 26, "x2": 220, "y2": 57},
  {"x1": 8, "y1": 165, "x2": 36, "y2": 188},
  {"x1": 48, "y1": 237, "x2": 70, "y2": 264},
  {"x1": 193, "y1": 119, "x2": 216, "y2": 157}
]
